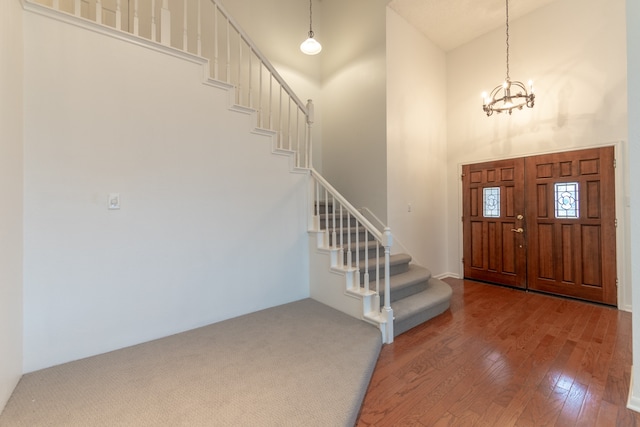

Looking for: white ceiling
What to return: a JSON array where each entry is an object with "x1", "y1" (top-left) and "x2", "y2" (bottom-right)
[{"x1": 387, "y1": 0, "x2": 560, "y2": 52}]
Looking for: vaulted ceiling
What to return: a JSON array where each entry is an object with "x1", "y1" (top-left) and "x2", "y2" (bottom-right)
[{"x1": 387, "y1": 0, "x2": 560, "y2": 51}]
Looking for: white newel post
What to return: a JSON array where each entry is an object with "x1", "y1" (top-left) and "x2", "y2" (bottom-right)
[
  {"x1": 382, "y1": 227, "x2": 394, "y2": 343},
  {"x1": 306, "y1": 99, "x2": 314, "y2": 169},
  {"x1": 161, "y1": 0, "x2": 171, "y2": 46}
]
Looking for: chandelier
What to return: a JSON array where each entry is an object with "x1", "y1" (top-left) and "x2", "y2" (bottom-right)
[
  {"x1": 482, "y1": 0, "x2": 535, "y2": 116},
  {"x1": 300, "y1": 0, "x2": 322, "y2": 55}
]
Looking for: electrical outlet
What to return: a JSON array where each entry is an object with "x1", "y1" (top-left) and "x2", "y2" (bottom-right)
[{"x1": 108, "y1": 193, "x2": 120, "y2": 210}]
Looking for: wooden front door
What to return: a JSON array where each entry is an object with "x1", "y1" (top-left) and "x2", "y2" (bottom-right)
[
  {"x1": 462, "y1": 158, "x2": 527, "y2": 289},
  {"x1": 462, "y1": 147, "x2": 617, "y2": 306}
]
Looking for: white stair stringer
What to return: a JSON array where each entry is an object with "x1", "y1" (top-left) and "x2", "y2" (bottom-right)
[
  {"x1": 308, "y1": 230, "x2": 392, "y2": 341},
  {"x1": 202, "y1": 77, "x2": 308, "y2": 175}
]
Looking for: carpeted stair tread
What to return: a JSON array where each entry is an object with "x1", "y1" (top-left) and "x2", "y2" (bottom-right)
[
  {"x1": 378, "y1": 264, "x2": 432, "y2": 303},
  {"x1": 392, "y1": 277, "x2": 453, "y2": 336},
  {"x1": 360, "y1": 252, "x2": 411, "y2": 270},
  {"x1": 360, "y1": 253, "x2": 412, "y2": 270},
  {"x1": 358, "y1": 253, "x2": 412, "y2": 278}
]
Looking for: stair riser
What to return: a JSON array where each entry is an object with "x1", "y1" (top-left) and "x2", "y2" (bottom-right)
[
  {"x1": 394, "y1": 299, "x2": 450, "y2": 337},
  {"x1": 341, "y1": 244, "x2": 385, "y2": 263},
  {"x1": 319, "y1": 217, "x2": 360, "y2": 229}
]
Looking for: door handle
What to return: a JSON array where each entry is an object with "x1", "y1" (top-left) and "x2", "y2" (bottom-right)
[{"x1": 511, "y1": 228, "x2": 524, "y2": 233}]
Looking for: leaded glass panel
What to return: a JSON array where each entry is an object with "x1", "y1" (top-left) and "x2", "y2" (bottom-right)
[
  {"x1": 555, "y1": 182, "x2": 580, "y2": 219},
  {"x1": 483, "y1": 187, "x2": 500, "y2": 218}
]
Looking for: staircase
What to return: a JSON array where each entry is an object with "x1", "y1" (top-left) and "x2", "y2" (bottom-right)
[
  {"x1": 314, "y1": 200, "x2": 452, "y2": 337},
  {"x1": 25, "y1": 0, "x2": 452, "y2": 345}
]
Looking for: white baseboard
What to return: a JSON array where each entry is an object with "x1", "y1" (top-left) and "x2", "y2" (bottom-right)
[
  {"x1": 628, "y1": 366, "x2": 640, "y2": 413},
  {"x1": 435, "y1": 272, "x2": 460, "y2": 280}
]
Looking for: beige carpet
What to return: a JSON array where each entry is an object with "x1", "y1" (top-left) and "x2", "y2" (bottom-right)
[{"x1": 0, "y1": 299, "x2": 382, "y2": 427}]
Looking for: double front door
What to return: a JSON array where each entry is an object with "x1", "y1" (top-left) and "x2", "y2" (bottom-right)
[{"x1": 462, "y1": 147, "x2": 617, "y2": 306}]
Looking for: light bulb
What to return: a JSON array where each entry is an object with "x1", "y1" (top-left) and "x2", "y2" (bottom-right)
[{"x1": 300, "y1": 37, "x2": 322, "y2": 55}]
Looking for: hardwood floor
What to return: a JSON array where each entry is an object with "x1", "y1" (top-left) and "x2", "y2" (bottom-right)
[{"x1": 357, "y1": 278, "x2": 640, "y2": 426}]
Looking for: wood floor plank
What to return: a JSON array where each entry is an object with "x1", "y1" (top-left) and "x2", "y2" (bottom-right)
[
  {"x1": 555, "y1": 380, "x2": 588, "y2": 426},
  {"x1": 575, "y1": 383, "x2": 606, "y2": 427},
  {"x1": 356, "y1": 279, "x2": 640, "y2": 426}
]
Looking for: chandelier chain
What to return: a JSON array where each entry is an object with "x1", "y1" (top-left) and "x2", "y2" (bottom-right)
[
  {"x1": 482, "y1": 0, "x2": 534, "y2": 115},
  {"x1": 505, "y1": 0, "x2": 510, "y2": 81},
  {"x1": 308, "y1": 0, "x2": 314, "y2": 36}
]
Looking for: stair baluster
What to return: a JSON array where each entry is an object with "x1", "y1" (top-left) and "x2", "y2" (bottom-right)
[
  {"x1": 115, "y1": 0, "x2": 121, "y2": 30},
  {"x1": 96, "y1": 0, "x2": 102, "y2": 24},
  {"x1": 197, "y1": 0, "x2": 202, "y2": 55},
  {"x1": 355, "y1": 211, "x2": 360, "y2": 288},
  {"x1": 151, "y1": 0, "x2": 156, "y2": 42},
  {"x1": 339, "y1": 204, "x2": 344, "y2": 268},
  {"x1": 160, "y1": 0, "x2": 170, "y2": 45},
  {"x1": 182, "y1": 0, "x2": 188, "y2": 51},
  {"x1": 133, "y1": 0, "x2": 139, "y2": 35},
  {"x1": 364, "y1": 231, "x2": 370, "y2": 292},
  {"x1": 331, "y1": 195, "x2": 337, "y2": 251}
]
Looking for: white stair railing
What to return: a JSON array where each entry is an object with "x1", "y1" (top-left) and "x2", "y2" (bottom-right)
[
  {"x1": 310, "y1": 169, "x2": 394, "y2": 343},
  {"x1": 27, "y1": 0, "x2": 312, "y2": 169}
]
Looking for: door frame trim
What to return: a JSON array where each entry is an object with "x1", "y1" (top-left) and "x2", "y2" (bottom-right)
[{"x1": 455, "y1": 141, "x2": 629, "y2": 310}]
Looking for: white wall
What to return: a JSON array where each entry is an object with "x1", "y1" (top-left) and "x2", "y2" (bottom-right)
[
  {"x1": 0, "y1": 0, "x2": 24, "y2": 411},
  {"x1": 22, "y1": 11, "x2": 310, "y2": 372},
  {"x1": 446, "y1": 0, "x2": 628, "y2": 298},
  {"x1": 627, "y1": 0, "x2": 640, "y2": 412},
  {"x1": 320, "y1": 0, "x2": 388, "y2": 221},
  {"x1": 386, "y1": 9, "x2": 448, "y2": 274}
]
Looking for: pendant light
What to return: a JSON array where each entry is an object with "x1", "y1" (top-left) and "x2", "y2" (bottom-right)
[
  {"x1": 482, "y1": 0, "x2": 535, "y2": 116},
  {"x1": 300, "y1": 0, "x2": 322, "y2": 55}
]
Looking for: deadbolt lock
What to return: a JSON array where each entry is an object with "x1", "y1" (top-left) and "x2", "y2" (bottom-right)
[{"x1": 517, "y1": 214, "x2": 524, "y2": 220}]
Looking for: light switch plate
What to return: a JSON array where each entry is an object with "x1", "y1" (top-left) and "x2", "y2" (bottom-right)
[{"x1": 108, "y1": 193, "x2": 120, "y2": 210}]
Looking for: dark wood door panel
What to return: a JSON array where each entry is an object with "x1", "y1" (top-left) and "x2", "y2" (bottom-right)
[{"x1": 463, "y1": 147, "x2": 617, "y2": 306}]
